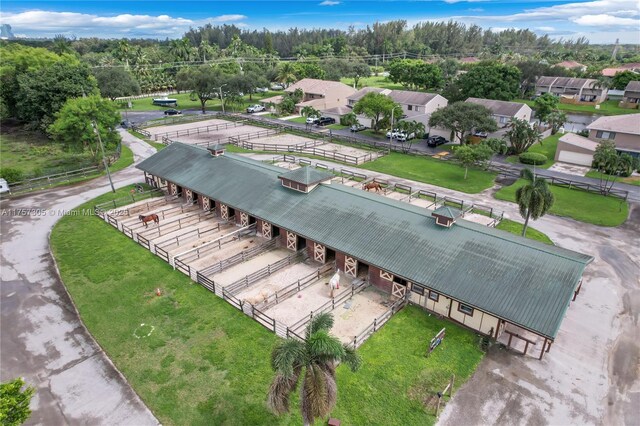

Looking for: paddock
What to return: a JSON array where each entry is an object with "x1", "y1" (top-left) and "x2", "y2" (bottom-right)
[
  {"x1": 154, "y1": 221, "x2": 237, "y2": 262},
  {"x1": 180, "y1": 233, "x2": 270, "y2": 272},
  {"x1": 461, "y1": 212, "x2": 498, "y2": 227},
  {"x1": 329, "y1": 286, "x2": 392, "y2": 343},
  {"x1": 207, "y1": 248, "x2": 293, "y2": 288},
  {"x1": 264, "y1": 271, "x2": 354, "y2": 327}
]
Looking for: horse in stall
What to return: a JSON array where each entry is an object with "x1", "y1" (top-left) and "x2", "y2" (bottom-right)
[
  {"x1": 363, "y1": 181, "x2": 383, "y2": 193},
  {"x1": 139, "y1": 214, "x2": 160, "y2": 227}
]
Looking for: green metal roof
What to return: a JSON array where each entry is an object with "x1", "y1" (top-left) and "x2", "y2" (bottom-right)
[
  {"x1": 137, "y1": 143, "x2": 593, "y2": 339},
  {"x1": 432, "y1": 206, "x2": 461, "y2": 219},
  {"x1": 278, "y1": 167, "x2": 334, "y2": 186}
]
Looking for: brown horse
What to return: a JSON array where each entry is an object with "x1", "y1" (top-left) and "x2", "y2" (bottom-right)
[
  {"x1": 139, "y1": 214, "x2": 160, "y2": 227},
  {"x1": 363, "y1": 182, "x2": 382, "y2": 193}
]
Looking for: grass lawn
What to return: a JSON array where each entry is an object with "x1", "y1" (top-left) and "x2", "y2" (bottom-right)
[
  {"x1": 51, "y1": 187, "x2": 486, "y2": 426},
  {"x1": 327, "y1": 124, "x2": 348, "y2": 130},
  {"x1": 128, "y1": 129, "x2": 166, "y2": 151},
  {"x1": 360, "y1": 152, "x2": 497, "y2": 194},
  {"x1": 584, "y1": 170, "x2": 640, "y2": 186},
  {"x1": 516, "y1": 99, "x2": 637, "y2": 116},
  {"x1": 332, "y1": 305, "x2": 484, "y2": 425},
  {"x1": 495, "y1": 218, "x2": 553, "y2": 244},
  {"x1": 340, "y1": 75, "x2": 412, "y2": 91},
  {"x1": 360, "y1": 129, "x2": 388, "y2": 140},
  {"x1": 495, "y1": 179, "x2": 629, "y2": 226},
  {"x1": 118, "y1": 91, "x2": 283, "y2": 112},
  {"x1": 505, "y1": 133, "x2": 561, "y2": 169},
  {"x1": 0, "y1": 127, "x2": 122, "y2": 180},
  {"x1": 287, "y1": 116, "x2": 307, "y2": 123}
]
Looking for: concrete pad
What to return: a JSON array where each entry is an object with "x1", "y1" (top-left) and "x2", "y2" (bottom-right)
[
  {"x1": 265, "y1": 272, "x2": 354, "y2": 326},
  {"x1": 462, "y1": 212, "x2": 496, "y2": 226},
  {"x1": 384, "y1": 191, "x2": 410, "y2": 202},
  {"x1": 548, "y1": 162, "x2": 591, "y2": 176},
  {"x1": 236, "y1": 262, "x2": 321, "y2": 305},
  {"x1": 213, "y1": 249, "x2": 292, "y2": 287},
  {"x1": 330, "y1": 287, "x2": 390, "y2": 344}
]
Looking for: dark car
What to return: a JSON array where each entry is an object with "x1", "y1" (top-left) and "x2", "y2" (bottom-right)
[
  {"x1": 164, "y1": 109, "x2": 182, "y2": 116},
  {"x1": 350, "y1": 123, "x2": 366, "y2": 132},
  {"x1": 316, "y1": 117, "x2": 336, "y2": 126},
  {"x1": 427, "y1": 135, "x2": 448, "y2": 147}
]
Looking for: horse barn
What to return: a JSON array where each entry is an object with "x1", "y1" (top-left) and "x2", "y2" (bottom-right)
[{"x1": 127, "y1": 142, "x2": 593, "y2": 359}]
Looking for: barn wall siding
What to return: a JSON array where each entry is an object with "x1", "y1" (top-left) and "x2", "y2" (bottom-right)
[
  {"x1": 335, "y1": 251, "x2": 346, "y2": 271},
  {"x1": 368, "y1": 265, "x2": 393, "y2": 294}
]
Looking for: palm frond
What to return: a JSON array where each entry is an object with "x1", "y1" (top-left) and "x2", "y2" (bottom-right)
[
  {"x1": 306, "y1": 312, "x2": 334, "y2": 338},
  {"x1": 267, "y1": 368, "x2": 301, "y2": 415},
  {"x1": 307, "y1": 330, "x2": 345, "y2": 362},
  {"x1": 271, "y1": 338, "x2": 305, "y2": 378},
  {"x1": 341, "y1": 344, "x2": 363, "y2": 372},
  {"x1": 301, "y1": 364, "x2": 330, "y2": 424},
  {"x1": 319, "y1": 363, "x2": 338, "y2": 412}
]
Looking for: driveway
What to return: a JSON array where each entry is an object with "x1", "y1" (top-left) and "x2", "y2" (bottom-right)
[{"x1": 0, "y1": 131, "x2": 158, "y2": 425}]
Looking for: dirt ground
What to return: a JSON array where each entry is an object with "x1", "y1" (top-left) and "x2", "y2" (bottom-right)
[
  {"x1": 462, "y1": 212, "x2": 497, "y2": 226},
  {"x1": 330, "y1": 286, "x2": 391, "y2": 344},
  {"x1": 161, "y1": 223, "x2": 237, "y2": 257},
  {"x1": 183, "y1": 236, "x2": 268, "y2": 271},
  {"x1": 143, "y1": 118, "x2": 241, "y2": 137},
  {"x1": 208, "y1": 248, "x2": 291, "y2": 287},
  {"x1": 315, "y1": 142, "x2": 375, "y2": 158},
  {"x1": 265, "y1": 272, "x2": 354, "y2": 326},
  {"x1": 168, "y1": 124, "x2": 269, "y2": 145},
  {"x1": 235, "y1": 261, "x2": 320, "y2": 304},
  {"x1": 384, "y1": 191, "x2": 411, "y2": 202}
]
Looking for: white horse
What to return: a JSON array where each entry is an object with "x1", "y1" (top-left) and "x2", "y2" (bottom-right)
[{"x1": 329, "y1": 269, "x2": 341, "y2": 298}]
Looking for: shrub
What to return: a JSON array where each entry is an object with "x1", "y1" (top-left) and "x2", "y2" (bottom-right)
[
  {"x1": 519, "y1": 152, "x2": 548, "y2": 165},
  {"x1": 0, "y1": 168, "x2": 24, "y2": 183}
]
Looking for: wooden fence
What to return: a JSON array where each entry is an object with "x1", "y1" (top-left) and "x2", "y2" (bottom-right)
[
  {"x1": 225, "y1": 250, "x2": 305, "y2": 295},
  {"x1": 94, "y1": 189, "x2": 166, "y2": 218},
  {"x1": 154, "y1": 120, "x2": 246, "y2": 141},
  {"x1": 198, "y1": 239, "x2": 277, "y2": 277},
  {"x1": 9, "y1": 166, "x2": 100, "y2": 195},
  {"x1": 347, "y1": 298, "x2": 406, "y2": 349}
]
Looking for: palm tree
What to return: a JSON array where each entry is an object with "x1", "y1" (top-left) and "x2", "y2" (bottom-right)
[
  {"x1": 515, "y1": 168, "x2": 555, "y2": 237},
  {"x1": 267, "y1": 312, "x2": 361, "y2": 426},
  {"x1": 276, "y1": 62, "x2": 297, "y2": 88},
  {"x1": 300, "y1": 106, "x2": 320, "y2": 119},
  {"x1": 117, "y1": 39, "x2": 131, "y2": 69}
]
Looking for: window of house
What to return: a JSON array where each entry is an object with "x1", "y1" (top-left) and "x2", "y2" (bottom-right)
[
  {"x1": 596, "y1": 131, "x2": 616, "y2": 140},
  {"x1": 411, "y1": 285, "x2": 424, "y2": 295},
  {"x1": 458, "y1": 303, "x2": 474, "y2": 316},
  {"x1": 408, "y1": 105, "x2": 413, "y2": 111},
  {"x1": 428, "y1": 291, "x2": 439, "y2": 302}
]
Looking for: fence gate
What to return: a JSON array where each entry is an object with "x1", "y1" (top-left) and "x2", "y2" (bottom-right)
[
  {"x1": 185, "y1": 189, "x2": 193, "y2": 203},
  {"x1": 261, "y1": 221, "x2": 272, "y2": 239},
  {"x1": 345, "y1": 256, "x2": 357, "y2": 277},
  {"x1": 286, "y1": 231, "x2": 297, "y2": 250},
  {"x1": 314, "y1": 243, "x2": 326, "y2": 263},
  {"x1": 392, "y1": 282, "x2": 406, "y2": 299},
  {"x1": 240, "y1": 212, "x2": 249, "y2": 227},
  {"x1": 202, "y1": 197, "x2": 210, "y2": 211},
  {"x1": 220, "y1": 204, "x2": 229, "y2": 220}
]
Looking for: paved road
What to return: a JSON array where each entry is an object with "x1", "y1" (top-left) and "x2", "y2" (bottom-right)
[{"x1": 0, "y1": 131, "x2": 158, "y2": 425}]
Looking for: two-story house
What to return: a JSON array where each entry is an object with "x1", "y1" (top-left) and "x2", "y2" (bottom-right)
[
  {"x1": 465, "y1": 98, "x2": 532, "y2": 137},
  {"x1": 535, "y1": 76, "x2": 608, "y2": 105},
  {"x1": 586, "y1": 114, "x2": 640, "y2": 157},
  {"x1": 620, "y1": 81, "x2": 640, "y2": 109},
  {"x1": 260, "y1": 78, "x2": 356, "y2": 113}
]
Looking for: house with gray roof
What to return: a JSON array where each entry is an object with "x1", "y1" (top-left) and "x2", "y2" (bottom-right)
[
  {"x1": 136, "y1": 142, "x2": 593, "y2": 358},
  {"x1": 535, "y1": 76, "x2": 608, "y2": 104},
  {"x1": 620, "y1": 81, "x2": 640, "y2": 109},
  {"x1": 586, "y1": 113, "x2": 640, "y2": 157},
  {"x1": 465, "y1": 98, "x2": 533, "y2": 139}
]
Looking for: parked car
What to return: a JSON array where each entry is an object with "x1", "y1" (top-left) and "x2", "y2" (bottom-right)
[
  {"x1": 427, "y1": 135, "x2": 448, "y2": 147},
  {"x1": 386, "y1": 128, "x2": 400, "y2": 138},
  {"x1": 0, "y1": 178, "x2": 9, "y2": 194},
  {"x1": 255, "y1": 87, "x2": 269, "y2": 93},
  {"x1": 473, "y1": 131, "x2": 488, "y2": 138},
  {"x1": 164, "y1": 109, "x2": 182, "y2": 116},
  {"x1": 270, "y1": 84, "x2": 284, "y2": 90},
  {"x1": 246, "y1": 104, "x2": 266, "y2": 113},
  {"x1": 316, "y1": 117, "x2": 336, "y2": 126},
  {"x1": 350, "y1": 123, "x2": 366, "y2": 132},
  {"x1": 306, "y1": 116, "x2": 319, "y2": 124},
  {"x1": 396, "y1": 132, "x2": 415, "y2": 142}
]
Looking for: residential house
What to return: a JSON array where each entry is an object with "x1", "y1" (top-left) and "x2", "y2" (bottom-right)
[
  {"x1": 346, "y1": 87, "x2": 448, "y2": 128},
  {"x1": 601, "y1": 63, "x2": 640, "y2": 77},
  {"x1": 586, "y1": 113, "x2": 640, "y2": 157},
  {"x1": 620, "y1": 81, "x2": 640, "y2": 109},
  {"x1": 535, "y1": 76, "x2": 608, "y2": 104},
  {"x1": 553, "y1": 61, "x2": 587, "y2": 72},
  {"x1": 465, "y1": 98, "x2": 532, "y2": 139},
  {"x1": 554, "y1": 132, "x2": 599, "y2": 166},
  {"x1": 260, "y1": 78, "x2": 356, "y2": 114}
]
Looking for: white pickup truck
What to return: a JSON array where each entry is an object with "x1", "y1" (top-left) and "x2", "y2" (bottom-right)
[{"x1": 246, "y1": 104, "x2": 266, "y2": 113}]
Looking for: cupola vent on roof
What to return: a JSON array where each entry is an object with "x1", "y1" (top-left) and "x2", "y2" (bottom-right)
[
  {"x1": 431, "y1": 206, "x2": 462, "y2": 228},
  {"x1": 277, "y1": 166, "x2": 333, "y2": 193},
  {"x1": 207, "y1": 144, "x2": 225, "y2": 157}
]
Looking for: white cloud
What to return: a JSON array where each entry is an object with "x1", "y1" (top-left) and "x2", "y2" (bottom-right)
[
  {"x1": 0, "y1": 10, "x2": 247, "y2": 37},
  {"x1": 572, "y1": 14, "x2": 639, "y2": 26},
  {"x1": 319, "y1": 1, "x2": 341, "y2": 5},
  {"x1": 536, "y1": 26, "x2": 555, "y2": 32}
]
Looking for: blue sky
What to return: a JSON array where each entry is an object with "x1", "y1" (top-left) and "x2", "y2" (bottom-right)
[{"x1": 1, "y1": 1, "x2": 638, "y2": 43}]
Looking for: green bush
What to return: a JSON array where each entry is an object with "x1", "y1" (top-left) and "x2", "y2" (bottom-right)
[
  {"x1": 0, "y1": 168, "x2": 24, "y2": 183},
  {"x1": 519, "y1": 152, "x2": 548, "y2": 165}
]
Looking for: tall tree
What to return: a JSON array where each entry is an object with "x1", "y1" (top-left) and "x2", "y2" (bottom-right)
[
  {"x1": 533, "y1": 93, "x2": 559, "y2": 123},
  {"x1": 93, "y1": 67, "x2": 140, "y2": 101},
  {"x1": 353, "y1": 92, "x2": 402, "y2": 132},
  {"x1": 592, "y1": 140, "x2": 623, "y2": 194},
  {"x1": 611, "y1": 71, "x2": 637, "y2": 90},
  {"x1": 428, "y1": 102, "x2": 497, "y2": 144},
  {"x1": 515, "y1": 168, "x2": 554, "y2": 236},
  {"x1": 276, "y1": 62, "x2": 297, "y2": 88},
  {"x1": 456, "y1": 62, "x2": 521, "y2": 101},
  {"x1": 116, "y1": 39, "x2": 131, "y2": 69},
  {"x1": 52, "y1": 34, "x2": 74, "y2": 55},
  {"x1": 267, "y1": 313, "x2": 361, "y2": 426},
  {"x1": 505, "y1": 118, "x2": 541, "y2": 154},
  {"x1": 176, "y1": 66, "x2": 224, "y2": 113},
  {"x1": 48, "y1": 94, "x2": 121, "y2": 159},
  {"x1": 546, "y1": 111, "x2": 567, "y2": 134}
]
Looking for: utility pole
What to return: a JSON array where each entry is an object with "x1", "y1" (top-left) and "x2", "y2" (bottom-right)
[
  {"x1": 92, "y1": 120, "x2": 116, "y2": 193},
  {"x1": 218, "y1": 84, "x2": 227, "y2": 114},
  {"x1": 611, "y1": 38, "x2": 620, "y2": 61}
]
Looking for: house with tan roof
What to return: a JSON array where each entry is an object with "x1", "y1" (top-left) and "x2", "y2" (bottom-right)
[
  {"x1": 535, "y1": 76, "x2": 607, "y2": 104},
  {"x1": 553, "y1": 61, "x2": 587, "y2": 72},
  {"x1": 346, "y1": 87, "x2": 448, "y2": 128},
  {"x1": 260, "y1": 78, "x2": 356, "y2": 113},
  {"x1": 586, "y1": 113, "x2": 640, "y2": 157},
  {"x1": 620, "y1": 81, "x2": 640, "y2": 109}
]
